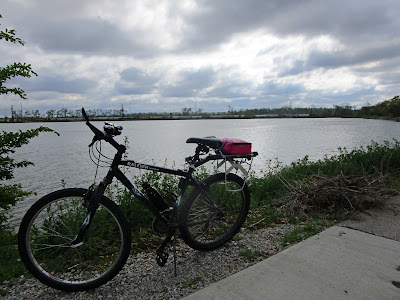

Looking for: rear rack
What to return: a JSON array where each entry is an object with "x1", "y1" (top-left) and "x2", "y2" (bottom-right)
[
  {"x1": 215, "y1": 152, "x2": 258, "y2": 191},
  {"x1": 216, "y1": 152, "x2": 258, "y2": 174}
]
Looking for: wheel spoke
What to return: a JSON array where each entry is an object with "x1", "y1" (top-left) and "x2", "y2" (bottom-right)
[
  {"x1": 39, "y1": 224, "x2": 74, "y2": 241},
  {"x1": 19, "y1": 190, "x2": 130, "y2": 291},
  {"x1": 180, "y1": 173, "x2": 250, "y2": 251}
]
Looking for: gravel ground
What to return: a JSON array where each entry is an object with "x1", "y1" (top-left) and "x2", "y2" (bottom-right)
[{"x1": 2, "y1": 224, "x2": 294, "y2": 299}]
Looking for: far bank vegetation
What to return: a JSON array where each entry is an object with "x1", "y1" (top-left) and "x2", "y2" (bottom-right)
[{"x1": 3, "y1": 95, "x2": 400, "y2": 122}]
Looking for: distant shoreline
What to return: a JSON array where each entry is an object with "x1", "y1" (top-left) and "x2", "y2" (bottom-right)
[
  {"x1": 2, "y1": 115, "x2": 399, "y2": 124},
  {"x1": 0, "y1": 114, "x2": 316, "y2": 123}
]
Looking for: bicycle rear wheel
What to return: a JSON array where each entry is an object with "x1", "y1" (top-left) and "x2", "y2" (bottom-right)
[
  {"x1": 179, "y1": 173, "x2": 250, "y2": 251},
  {"x1": 18, "y1": 188, "x2": 131, "y2": 292}
]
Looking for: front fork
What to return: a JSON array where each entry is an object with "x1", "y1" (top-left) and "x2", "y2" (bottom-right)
[{"x1": 70, "y1": 179, "x2": 109, "y2": 246}]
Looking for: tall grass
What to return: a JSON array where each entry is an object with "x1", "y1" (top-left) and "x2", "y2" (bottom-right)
[{"x1": 248, "y1": 140, "x2": 400, "y2": 207}]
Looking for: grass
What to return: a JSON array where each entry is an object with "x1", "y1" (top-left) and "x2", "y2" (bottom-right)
[
  {"x1": 0, "y1": 226, "x2": 28, "y2": 296},
  {"x1": 2, "y1": 140, "x2": 400, "y2": 289},
  {"x1": 181, "y1": 276, "x2": 203, "y2": 288},
  {"x1": 245, "y1": 205, "x2": 282, "y2": 229},
  {"x1": 249, "y1": 141, "x2": 400, "y2": 205},
  {"x1": 239, "y1": 249, "x2": 267, "y2": 261},
  {"x1": 281, "y1": 218, "x2": 334, "y2": 247},
  {"x1": 0, "y1": 228, "x2": 26, "y2": 282},
  {"x1": 246, "y1": 140, "x2": 400, "y2": 249},
  {"x1": 232, "y1": 234, "x2": 243, "y2": 242}
]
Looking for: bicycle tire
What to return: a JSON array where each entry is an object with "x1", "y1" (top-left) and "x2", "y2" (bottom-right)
[
  {"x1": 18, "y1": 188, "x2": 131, "y2": 292},
  {"x1": 179, "y1": 173, "x2": 250, "y2": 251}
]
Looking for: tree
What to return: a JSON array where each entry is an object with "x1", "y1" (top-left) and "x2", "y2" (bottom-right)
[
  {"x1": 74, "y1": 109, "x2": 82, "y2": 118},
  {"x1": 46, "y1": 109, "x2": 55, "y2": 119},
  {"x1": 0, "y1": 16, "x2": 58, "y2": 284},
  {"x1": 57, "y1": 107, "x2": 67, "y2": 118},
  {"x1": 0, "y1": 16, "x2": 56, "y2": 234},
  {"x1": 0, "y1": 127, "x2": 55, "y2": 210},
  {"x1": 0, "y1": 16, "x2": 37, "y2": 100},
  {"x1": 182, "y1": 107, "x2": 192, "y2": 115},
  {"x1": 33, "y1": 109, "x2": 40, "y2": 119}
]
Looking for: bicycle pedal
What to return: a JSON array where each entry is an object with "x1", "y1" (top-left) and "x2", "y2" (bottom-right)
[{"x1": 156, "y1": 251, "x2": 169, "y2": 267}]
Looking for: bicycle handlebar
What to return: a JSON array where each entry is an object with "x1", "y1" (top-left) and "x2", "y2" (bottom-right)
[{"x1": 81, "y1": 107, "x2": 126, "y2": 152}]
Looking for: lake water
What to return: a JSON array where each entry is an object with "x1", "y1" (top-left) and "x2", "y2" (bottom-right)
[{"x1": 2, "y1": 117, "x2": 400, "y2": 226}]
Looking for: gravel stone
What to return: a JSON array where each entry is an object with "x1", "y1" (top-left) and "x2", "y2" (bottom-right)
[{"x1": 2, "y1": 224, "x2": 294, "y2": 299}]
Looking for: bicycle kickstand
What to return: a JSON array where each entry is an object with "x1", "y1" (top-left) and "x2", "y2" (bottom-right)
[
  {"x1": 156, "y1": 229, "x2": 173, "y2": 267},
  {"x1": 173, "y1": 229, "x2": 178, "y2": 277},
  {"x1": 155, "y1": 229, "x2": 179, "y2": 277}
]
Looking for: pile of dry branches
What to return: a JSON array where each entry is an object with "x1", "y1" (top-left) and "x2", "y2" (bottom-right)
[{"x1": 281, "y1": 173, "x2": 397, "y2": 217}]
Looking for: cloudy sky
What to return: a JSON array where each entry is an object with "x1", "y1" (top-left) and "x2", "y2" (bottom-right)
[{"x1": 1, "y1": 0, "x2": 400, "y2": 115}]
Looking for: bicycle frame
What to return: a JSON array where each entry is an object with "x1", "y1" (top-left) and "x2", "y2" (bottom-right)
[
  {"x1": 117, "y1": 158, "x2": 193, "y2": 220},
  {"x1": 88, "y1": 140, "x2": 252, "y2": 217},
  {"x1": 85, "y1": 145, "x2": 210, "y2": 225}
]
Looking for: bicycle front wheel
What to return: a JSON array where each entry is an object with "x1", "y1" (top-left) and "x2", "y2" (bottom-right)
[
  {"x1": 179, "y1": 173, "x2": 250, "y2": 251},
  {"x1": 18, "y1": 188, "x2": 131, "y2": 292}
]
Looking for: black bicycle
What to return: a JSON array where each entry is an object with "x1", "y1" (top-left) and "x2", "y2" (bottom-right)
[{"x1": 18, "y1": 108, "x2": 257, "y2": 292}]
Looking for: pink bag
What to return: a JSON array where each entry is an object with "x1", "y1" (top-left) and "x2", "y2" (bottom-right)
[{"x1": 220, "y1": 138, "x2": 252, "y2": 155}]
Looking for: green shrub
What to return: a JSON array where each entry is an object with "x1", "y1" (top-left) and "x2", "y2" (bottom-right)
[
  {"x1": 0, "y1": 127, "x2": 57, "y2": 284},
  {"x1": 250, "y1": 140, "x2": 400, "y2": 205}
]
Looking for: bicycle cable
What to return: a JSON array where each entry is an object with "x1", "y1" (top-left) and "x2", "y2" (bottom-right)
[
  {"x1": 89, "y1": 140, "x2": 113, "y2": 167},
  {"x1": 91, "y1": 140, "x2": 101, "y2": 185}
]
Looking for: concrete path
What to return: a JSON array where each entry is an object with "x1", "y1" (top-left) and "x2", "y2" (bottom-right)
[
  {"x1": 340, "y1": 195, "x2": 400, "y2": 242},
  {"x1": 183, "y1": 197, "x2": 400, "y2": 299}
]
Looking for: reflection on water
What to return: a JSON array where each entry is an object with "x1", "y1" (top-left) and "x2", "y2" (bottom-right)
[{"x1": 3, "y1": 117, "x2": 400, "y2": 226}]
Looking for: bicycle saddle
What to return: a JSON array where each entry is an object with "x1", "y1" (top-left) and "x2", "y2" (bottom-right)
[{"x1": 186, "y1": 137, "x2": 223, "y2": 149}]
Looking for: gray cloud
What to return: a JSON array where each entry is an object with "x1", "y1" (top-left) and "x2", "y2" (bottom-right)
[
  {"x1": 205, "y1": 84, "x2": 249, "y2": 99},
  {"x1": 27, "y1": 18, "x2": 152, "y2": 57},
  {"x1": 377, "y1": 72, "x2": 400, "y2": 86},
  {"x1": 181, "y1": 0, "x2": 399, "y2": 49},
  {"x1": 259, "y1": 81, "x2": 305, "y2": 97},
  {"x1": 159, "y1": 68, "x2": 216, "y2": 97},
  {"x1": 205, "y1": 78, "x2": 252, "y2": 99},
  {"x1": 276, "y1": 41, "x2": 400, "y2": 77},
  {"x1": 178, "y1": 0, "x2": 298, "y2": 50},
  {"x1": 115, "y1": 68, "x2": 158, "y2": 95},
  {"x1": 3, "y1": 1, "x2": 158, "y2": 57},
  {"x1": 309, "y1": 43, "x2": 400, "y2": 69},
  {"x1": 17, "y1": 74, "x2": 97, "y2": 94}
]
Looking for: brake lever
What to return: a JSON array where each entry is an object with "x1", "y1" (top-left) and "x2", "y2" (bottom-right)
[{"x1": 88, "y1": 136, "x2": 99, "y2": 147}]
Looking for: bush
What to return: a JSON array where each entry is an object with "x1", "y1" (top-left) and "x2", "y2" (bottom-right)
[
  {"x1": 0, "y1": 127, "x2": 57, "y2": 283},
  {"x1": 250, "y1": 140, "x2": 400, "y2": 219},
  {"x1": 0, "y1": 127, "x2": 56, "y2": 225}
]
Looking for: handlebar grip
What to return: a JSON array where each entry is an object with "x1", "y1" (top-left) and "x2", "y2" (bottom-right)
[{"x1": 82, "y1": 107, "x2": 89, "y2": 122}]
